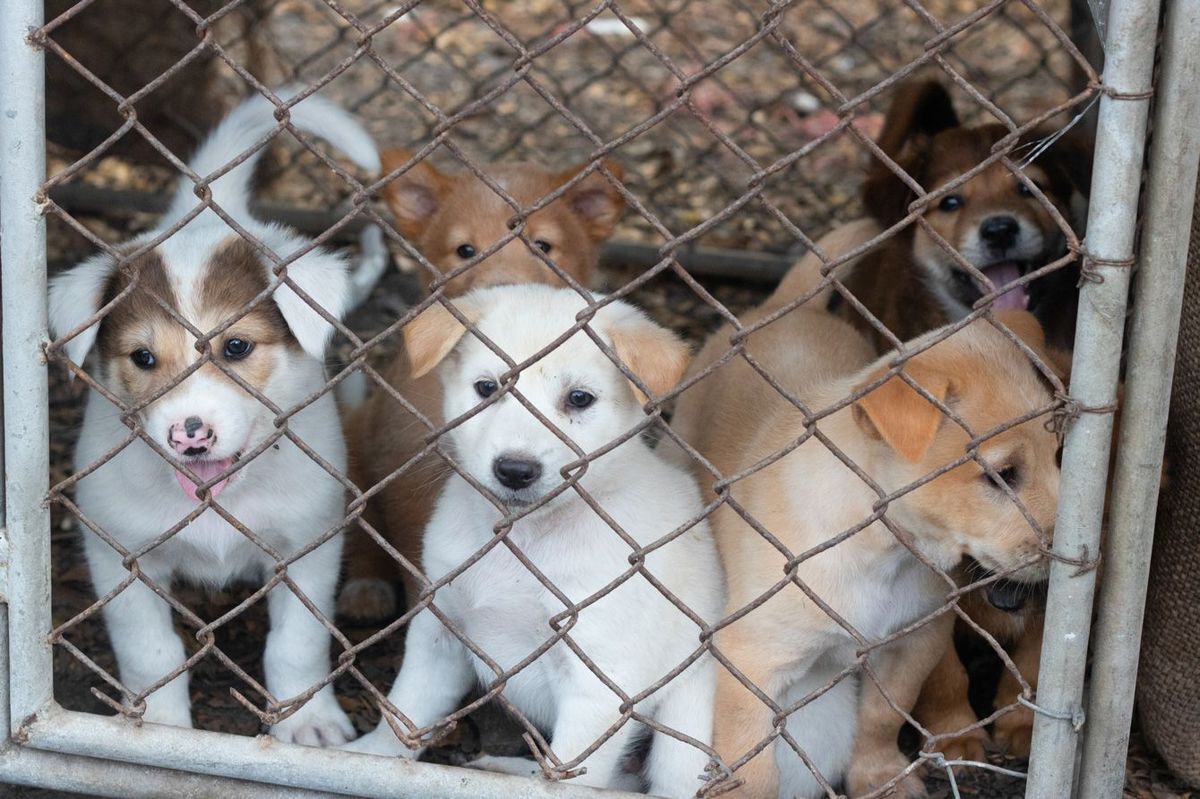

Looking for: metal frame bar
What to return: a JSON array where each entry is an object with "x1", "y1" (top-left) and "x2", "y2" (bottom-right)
[
  {"x1": 1, "y1": 0, "x2": 54, "y2": 731},
  {"x1": 1076, "y1": 1, "x2": 1200, "y2": 795},
  {"x1": 1024, "y1": 0, "x2": 1164, "y2": 794}
]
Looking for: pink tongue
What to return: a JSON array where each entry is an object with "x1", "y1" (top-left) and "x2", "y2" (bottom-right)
[
  {"x1": 983, "y1": 262, "x2": 1028, "y2": 311},
  {"x1": 175, "y1": 457, "x2": 234, "y2": 502}
]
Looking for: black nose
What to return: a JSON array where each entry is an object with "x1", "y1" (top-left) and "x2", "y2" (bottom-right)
[
  {"x1": 980, "y1": 215, "x2": 1020, "y2": 250},
  {"x1": 184, "y1": 415, "x2": 204, "y2": 436},
  {"x1": 492, "y1": 456, "x2": 542, "y2": 490}
]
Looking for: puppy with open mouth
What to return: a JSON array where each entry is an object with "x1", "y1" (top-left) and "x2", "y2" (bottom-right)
[
  {"x1": 341, "y1": 284, "x2": 722, "y2": 799},
  {"x1": 48, "y1": 88, "x2": 387, "y2": 744},
  {"x1": 830, "y1": 79, "x2": 1091, "y2": 352}
]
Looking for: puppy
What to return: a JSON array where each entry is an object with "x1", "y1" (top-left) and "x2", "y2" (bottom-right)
[
  {"x1": 834, "y1": 79, "x2": 1090, "y2": 352},
  {"x1": 48, "y1": 89, "x2": 386, "y2": 744},
  {"x1": 672, "y1": 255, "x2": 1059, "y2": 797},
  {"x1": 337, "y1": 152, "x2": 625, "y2": 621},
  {"x1": 341, "y1": 284, "x2": 722, "y2": 799}
]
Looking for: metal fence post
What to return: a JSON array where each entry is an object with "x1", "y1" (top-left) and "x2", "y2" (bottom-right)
[
  {"x1": 0, "y1": 0, "x2": 53, "y2": 728},
  {"x1": 1023, "y1": 0, "x2": 1162, "y2": 795},
  {"x1": 1074, "y1": 2, "x2": 1200, "y2": 795}
]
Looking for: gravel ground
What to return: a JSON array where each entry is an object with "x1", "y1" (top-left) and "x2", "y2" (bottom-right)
[{"x1": 31, "y1": 0, "x2": 1195, "y2": 797}]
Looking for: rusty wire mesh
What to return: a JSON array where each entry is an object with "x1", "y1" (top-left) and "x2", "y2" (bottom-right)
[{"x1": 37, "y1": 0, "x2": 1111, "y2": 796}]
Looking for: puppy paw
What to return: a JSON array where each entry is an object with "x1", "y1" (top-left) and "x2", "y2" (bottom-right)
[
  {"x1": 138, "y1": 698, "x2": 194, "y2": 729},
  {"x1": 340, "y1": 726, "x2": 417, "y2": 757},
  {"x1": 935, "y1": 727, "x2": 990, "y2": 764},
  {"x1": 271, "y1": 693, "x2": 355, "y2": 747},
  {"x1": 467, "y1": 754, "x2": 541, "y2": 778},
  {"x1": 337, "y1": 578, "x2": 398, "y2": 623},
  {"x1": 847, "y1": 753, "x2": 927, "y2": 799},
  {"x1": 993, "y1": 706, "x2": 1034, "y2": 758}
]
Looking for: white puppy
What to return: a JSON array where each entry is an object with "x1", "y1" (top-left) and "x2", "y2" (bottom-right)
[
  {"x1": 341, "y1": 285, "x2": 723, "y2": 798},
  {"x1": 48, "y1": 89, "x2": 386, "y2": 745}
]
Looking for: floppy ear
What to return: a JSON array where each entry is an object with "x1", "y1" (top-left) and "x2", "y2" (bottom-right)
[
  {"x1": 47, "y1": 252, "x2": 117, "y2": 370},
  {"x1": 854, "y1": 363, "x2": 951, "y2": 463},
  {"x1": 404, "y1": 298, "x2": 479, "y2": 379},
  {"x1": 558, "y1": 159, "x2": 626, "y2": 242},
  {"x1": 604, "y1": 305, "x2": 691, "y2": 404},
  {"x1": 381, "y1": 148, "x2": 449, "y2": 240},
  {"x1": 274, "y1": 249, "x2": 351, "y2": 360}
]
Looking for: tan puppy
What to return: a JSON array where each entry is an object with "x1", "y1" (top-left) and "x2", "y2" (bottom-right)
[
  {"x1": 672, "y1": 248, "x2": 1059, "y2": 798},
  {"x1": 338, "y1": 151, "x2": 625, "y2": 621}
]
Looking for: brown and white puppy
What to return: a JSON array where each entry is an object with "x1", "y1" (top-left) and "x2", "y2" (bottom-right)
[
  {"x1": 671, "y1": 245, "x2": 1059, "y2": 798},
  {"x1": 337, "y1": 151, "x2": 625, "y2": 621},
  {"x1": 47, "y1": 90, "x2": 385, "y2": 744},
  {"x1": 833, "y1": 79, "x2": 1091, "y2": 352}
]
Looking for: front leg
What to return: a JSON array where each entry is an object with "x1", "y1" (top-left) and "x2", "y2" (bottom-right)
[
  {"x1": 992, "y1": 610, "x2": 1042, "y2": 757},
  {"x1": 712, "y1": 625, "x2": 792, "y2": 799},
  {"x1": 341, "y1": 606, "x2": 475, "y2": 756},
  {"x1": 83, "y1": 537, "x2": 192, "y2": 727},
  {"x1": 912, "y1": 628, "x2": 989, "y2": 763},
  {"x1": 264, "y1": 537, "x2": 354, "y2": 746},
  {"x1": 848, "y1": 613, "x2": 953, "y2": 799},
  {"x1": 480, "y1": 685, "x2": 643, "y2": 790}
]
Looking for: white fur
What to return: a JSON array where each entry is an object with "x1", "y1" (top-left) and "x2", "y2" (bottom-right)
[
  {"x1": 47, "y1": 90, "x2": 386, "y2": 744},
  {"x1": 342, "y1": 286, "x2": 724, "y2": 799}
]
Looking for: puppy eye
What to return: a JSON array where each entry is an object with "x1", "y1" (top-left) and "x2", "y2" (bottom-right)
[
  {"x1": 566, "y1": 389, "x2": 595, "y2": 410},
  {"x1": 985, "y1": 464, "x2": 1020, "y2": 490},
  {"x1": 534, "y1": 239, "x2": 553, "y2": 254},
  {"x1": 456, "y1": 244, "x2": 476, "y2": 259},
  {"x1": 223, "y1": 338, "x2": 254, "y2": 360},
  {"x1": 130, "y1": 349, "x2": 156, "y2": 370},
  {"x1": 1017, "y1": 182, "x2": 1035, "y2": 197},
  {"x1": 475, "y1": 379, "x2": 499, "y2": 398},
  {"x1": 938, "y1": 194, "x2": 964, "y2": 212}
]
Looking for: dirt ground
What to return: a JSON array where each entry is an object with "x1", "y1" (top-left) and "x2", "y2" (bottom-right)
[{"x1": 30, "y1": 0, "x2": 1196, "y2": 797}]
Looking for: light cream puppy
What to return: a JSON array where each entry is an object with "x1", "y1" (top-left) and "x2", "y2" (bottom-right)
[
  {"x1": 672, "y1": 243, "x2": 1059, "y2": 798},
  {"x1": 343, "y1": 285, "x2": 723, "y2": 799}
]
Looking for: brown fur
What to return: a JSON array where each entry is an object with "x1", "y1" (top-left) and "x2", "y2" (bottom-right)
[
  {"x1": 836, "y1": 79, "x2": 1090, "y2": 353},
  {"x1": 673, "y1": 238, "x2": 1059, "y2": 796},
  {"x1": 96, "y1": 238, "x2": 296, "y2": 405},
  {"x1": 339, "y1": 153, "x2": 626, "y2": 621}
]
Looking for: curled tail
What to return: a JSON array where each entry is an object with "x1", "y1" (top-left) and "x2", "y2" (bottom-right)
[{"x1": 165, "y1": 86, "x2": 381, "y2": 224}]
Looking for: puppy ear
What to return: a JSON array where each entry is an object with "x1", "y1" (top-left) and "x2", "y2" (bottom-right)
[
  {"x1": 604, "y1": 305, "x2": 691, "y2": 404},
  {"x1": 48, "y1": 252, "x2": 116, "y2": 370},
  {"x1": 854, "y1": 364, "x2": 950, "y2": 463},
  {"x1": 1044, "y1": 132, "x2": 1094, "y2": 198},
  {"x1": 864, "y1": 80, "x2": 958, "y2": 225},
  {"x1": 993, "y1": 310, "x2": 1046, "y2": 352},
  {"x1": 557, "y1": 160, "x2": 625, "y2": 242},
  {"x1": 404, "y1": 298, "x2": 479, "y2": 379},
  {"x1": 992, "y1": 310, "x2": 1072, "y2": 378},
  {"x1": 876, "y1": 80, "x2": 960, "y2": 158},
  {"x1": 381, "y1": 149, "x2": 448, "y2": 240},
  {"x1": 274, "y1": 250, "x2": 351, "y2": 360},
  {"x1": 863, "y1": 135, "x2": 931, "y2": 226}
]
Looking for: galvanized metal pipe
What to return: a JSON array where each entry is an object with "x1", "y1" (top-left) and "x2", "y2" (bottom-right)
[
  {"x1": 0, "y1": 746, "x2": 352, "y2": 799},
  {"x1": 0, "y1": 0, "x2": 54, "y2": 728},
  {"x1": 23, "y1": 706, "x2": 649, "y2": 799},
  {"x1": 1023, "y1": 0, "x2": 1163, "y2": 795},
  {"x1": 1075, "y1": 2, "x2": 1200, "y2": 795}
]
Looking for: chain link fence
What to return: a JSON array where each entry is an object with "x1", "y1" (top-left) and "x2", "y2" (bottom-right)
[{"x1": 0, "y1": 0, "x2": 1190, "y2": 797}]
